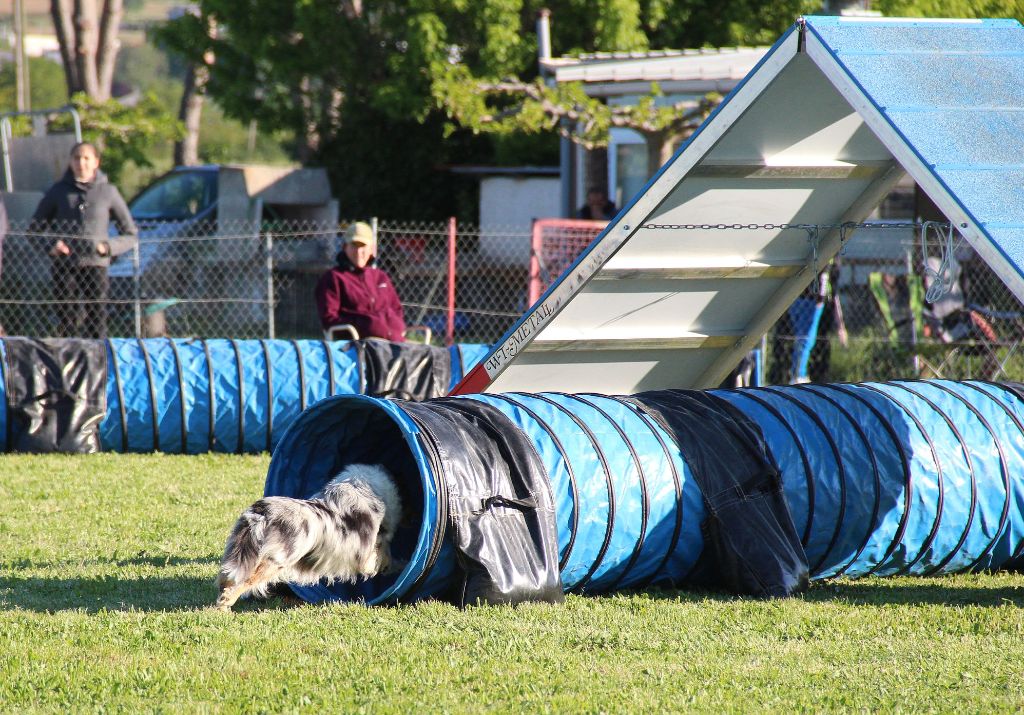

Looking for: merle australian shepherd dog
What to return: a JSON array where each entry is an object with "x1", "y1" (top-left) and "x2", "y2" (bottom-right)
[{"x1": 216, "y1": 464, "x2": 403, "y2": 611}]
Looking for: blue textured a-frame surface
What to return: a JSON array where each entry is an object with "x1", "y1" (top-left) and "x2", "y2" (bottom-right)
[{"x1": 805, "y1": 16, "x2": 1024, "y2": 294}]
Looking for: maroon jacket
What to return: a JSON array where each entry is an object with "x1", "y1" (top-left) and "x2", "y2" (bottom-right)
[{"x1": 315, "y1": 253, "x2": 406, "y2": 341}]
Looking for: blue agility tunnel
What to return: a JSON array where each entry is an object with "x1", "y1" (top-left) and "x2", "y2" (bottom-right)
[
  {"x1": 264, "y1": 381, "x2": 1024, "y2": 605},
  {"x1": 0, "y1": 338, "x2": 491, "y2": 454}
]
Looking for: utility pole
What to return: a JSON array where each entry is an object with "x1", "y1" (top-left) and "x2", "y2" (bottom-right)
[{"x1": 13, "y1": 0, "x2": 30, "y2": 110}]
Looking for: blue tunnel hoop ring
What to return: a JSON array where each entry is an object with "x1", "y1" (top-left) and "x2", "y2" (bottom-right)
[{"x1": 264, "y1": 380, "x2": 1024, "y2": 606}]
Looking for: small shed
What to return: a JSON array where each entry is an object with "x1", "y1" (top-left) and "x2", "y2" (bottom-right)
[
  {"x1": 450, "y1": 165, "x2": 561, "y2": 266},
  {"x1": 542, "y1": 47, "x2": 769, "y2": 215}
]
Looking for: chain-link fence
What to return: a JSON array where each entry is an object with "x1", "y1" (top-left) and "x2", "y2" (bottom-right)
[
  {"x1": 761, "y1": 221, "x2": 1024, "y2": 384},
  {"x1": 2, "y1": 217, "x2": 1022, "y2": 384},
  {"x1": 0, "y1": 218, "x2": 533, "y2": 346}
]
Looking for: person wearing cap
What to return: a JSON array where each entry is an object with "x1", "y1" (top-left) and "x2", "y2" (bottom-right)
[{"x1": 315, "y1": 221, "x2": 407, "y2": 342}]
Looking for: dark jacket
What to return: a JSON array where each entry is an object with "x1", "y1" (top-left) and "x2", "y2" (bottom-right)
[
  {"x1": 31, "y1": 169, "x2": 138, "y2": 267},
  {"x1": 315, "y1": 252, "x2": 406, "y2": 341},
  {"x1": 576, "y1": 200, "x2": 617, "y2": 220}
]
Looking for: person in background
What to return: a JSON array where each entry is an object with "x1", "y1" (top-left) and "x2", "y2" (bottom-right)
[
  {"x1": 576, "y1": 186, "x2": 617, "y2": 221},
  {"x1": 32, "y1": 142, "x2": 138, "y2": 339},
  {"x1": 315, "y1": 221, "x2": 407, "y2": 342}
]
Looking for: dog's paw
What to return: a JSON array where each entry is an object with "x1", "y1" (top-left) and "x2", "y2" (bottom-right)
[
  {"x1": 216, "y1": 588, "x2": 240, "y2": 612},
  {"x1": 214, "y1": 597, "x2": 234, "y2": 612}
]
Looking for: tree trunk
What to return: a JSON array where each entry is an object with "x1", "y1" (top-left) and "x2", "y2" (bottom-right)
[
  {"x1": 174, "y1": 15, "x2": 216, "y2": 166},
  {"x1": 174, "y1": 62, "x2": 208, "y2": 165},
  {"x1": 583, "y1": 146, "x2": 609, "y2": 198},
  {"x1": 14, "y1": 0, "x2": 29, "y2": 110},
  {"x1": 96, "y1": 0, "x2": 123, "y2": 101},
  {"x1": 293, "y1": 77, "x2": 321, "y2": 163},
  {"x1": 51, "y1": 0, "x2": 80, "y2": 95},
  {"x1": 52, "y1": 0, "x2": 121, "y2": 100},
  {"x1": 340, "y1": 0, "x2": 362, "y2": 20},
  {"x1": 74, "y1": 0, "x2": 100, "y2": 98},
  {"x1": 644, "y1": 131, "x2": 682, "y2": 178}
]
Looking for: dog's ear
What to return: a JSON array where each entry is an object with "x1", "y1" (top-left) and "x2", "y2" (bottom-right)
[
  {"x1": 352, "y1": 502, "x2": 385, "y2": 546},
  {"x1": 242, "y1": 506, "x2": 268, "y2": 534},
  {"x1": 344, "y1": 502, "x2": 387, "y2": 575}
]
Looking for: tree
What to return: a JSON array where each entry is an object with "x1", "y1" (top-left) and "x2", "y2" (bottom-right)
[
  {"x1": 0, "y1": 57, "x2": 68, "y2": 110},
  {"x1": 873, "y1": 0, "x2": 1021, "y2": 19},
  {"x1": 153, "y1": 0, "x2": 822, "y2": 218},
  {"x1": 50, "y1": 0, "x2": 126, "y2": 100},
  {"x1": 436, "y1": 74, "x2": 719, "y2": 179},
  {"x1": 156, "y1": 0, "x2": 550, "y2": 216},
  {"x1": 169, "y1": 1, "x2": 541, "y2": 158},
  {"x1": 638, "y1": 0, "x2": 820, "y2": 48},
  {"x1": 150, "y1": 10, "x2": 216, "y2": 166},
  {"x1": 57, "y1": 93, "x2": 183, "y2": 185},
  {"x1": 435, "y1": 0, "x2": 819, "y2": 181}
]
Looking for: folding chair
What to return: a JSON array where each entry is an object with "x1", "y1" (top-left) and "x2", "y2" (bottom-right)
[{"x1": 323, "y1": 323, "x2": 434, "y2": 344}]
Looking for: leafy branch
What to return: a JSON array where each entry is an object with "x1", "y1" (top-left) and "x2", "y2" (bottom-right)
[{"x1": 435, "y1": 66, "x2": 720, "y2": 172}]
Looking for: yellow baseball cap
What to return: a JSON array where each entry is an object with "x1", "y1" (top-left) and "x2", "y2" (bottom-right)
[{"x1": 343, "y1": 221, "x2": 375, "y2": 247}]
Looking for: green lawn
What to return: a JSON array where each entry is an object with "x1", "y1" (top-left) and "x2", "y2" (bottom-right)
[{"x1": 2, "y1": 454, "x2": 1024, "y2": 713}]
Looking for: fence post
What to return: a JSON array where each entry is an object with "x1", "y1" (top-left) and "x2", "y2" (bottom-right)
[
  {"x1": 528, "y1": 219, "x2": 543, "y2": 307},
  {"x1": 758, "y1": 334, "x2": 767, "y2": 387},
  {"x1": 265, "y1": 229, "x2": 275, "y2": 339},
  {"x1": 132, "y1": 240, "x2": 141, "y2": 337},
  {"x1": 447, "y1": 216, "x2": 456, "y2": 345},
  {"x1": 906, "y1": 244, "x2": 920, "y2": 376}
]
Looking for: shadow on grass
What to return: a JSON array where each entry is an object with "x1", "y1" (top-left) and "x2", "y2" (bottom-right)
[
  {"x1": 0, "y1": 572, "x2": 302, "y2": 613},
  {"x1": 803, "y1": 579, "x2": 1024, "y2": 608},
  {"x1": 5, "y1": 562, "x2": 1023, "y2": 612},
  {"x1": 0, "y1": 553, "x2": 299, "y2": 613},
  {"x1": 7, "y1": 555, "x2": 219, "y2": 570},
  {"x1": 0, "y1": 573, "x2": 208, "y2": 612},
  {"x1": 636, "y1": 578, "x2": 1024, "y2": 608}
]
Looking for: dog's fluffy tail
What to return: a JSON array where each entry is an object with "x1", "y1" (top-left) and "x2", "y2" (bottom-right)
[{"x1": 220, "y1": 501, "x2": 268, "y2": 583}]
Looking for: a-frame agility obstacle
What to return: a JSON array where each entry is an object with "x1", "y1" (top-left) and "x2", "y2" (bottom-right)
[{"x1": 453, "y1": 16, "x2": 1024, "y2": 395}]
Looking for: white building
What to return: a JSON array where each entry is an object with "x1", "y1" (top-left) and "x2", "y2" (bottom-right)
[{"x1": 540, "y1": 47, "x2": 770, "y2": 216}]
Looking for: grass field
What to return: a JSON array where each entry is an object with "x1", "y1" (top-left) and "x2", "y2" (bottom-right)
[{"x1": 2, "y1": 453, "x2": 1024, "y2": 712}]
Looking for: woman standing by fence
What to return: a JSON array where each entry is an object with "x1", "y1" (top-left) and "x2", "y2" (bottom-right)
[{"x1": 31, "y1": 142, "x2": 138, "y2": 339}]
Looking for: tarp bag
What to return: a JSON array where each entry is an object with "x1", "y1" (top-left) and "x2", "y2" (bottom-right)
[
  {"x1": 628, "y1": 389, "x2": 809, "y2": 598},
  {"x1": 359, "y1": 340, "x2": 451, "y2": 401},
  {"x1": 402, "y1": 399, "x2": 564, "y2": 607},
  {"x1": 3, "y1": 337, "x2": 107, "y2": 453}
]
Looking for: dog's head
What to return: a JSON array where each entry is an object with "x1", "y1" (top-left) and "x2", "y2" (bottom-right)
[{"x1": 321, "y1": 463, "x2": 404, "y2": 576}]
